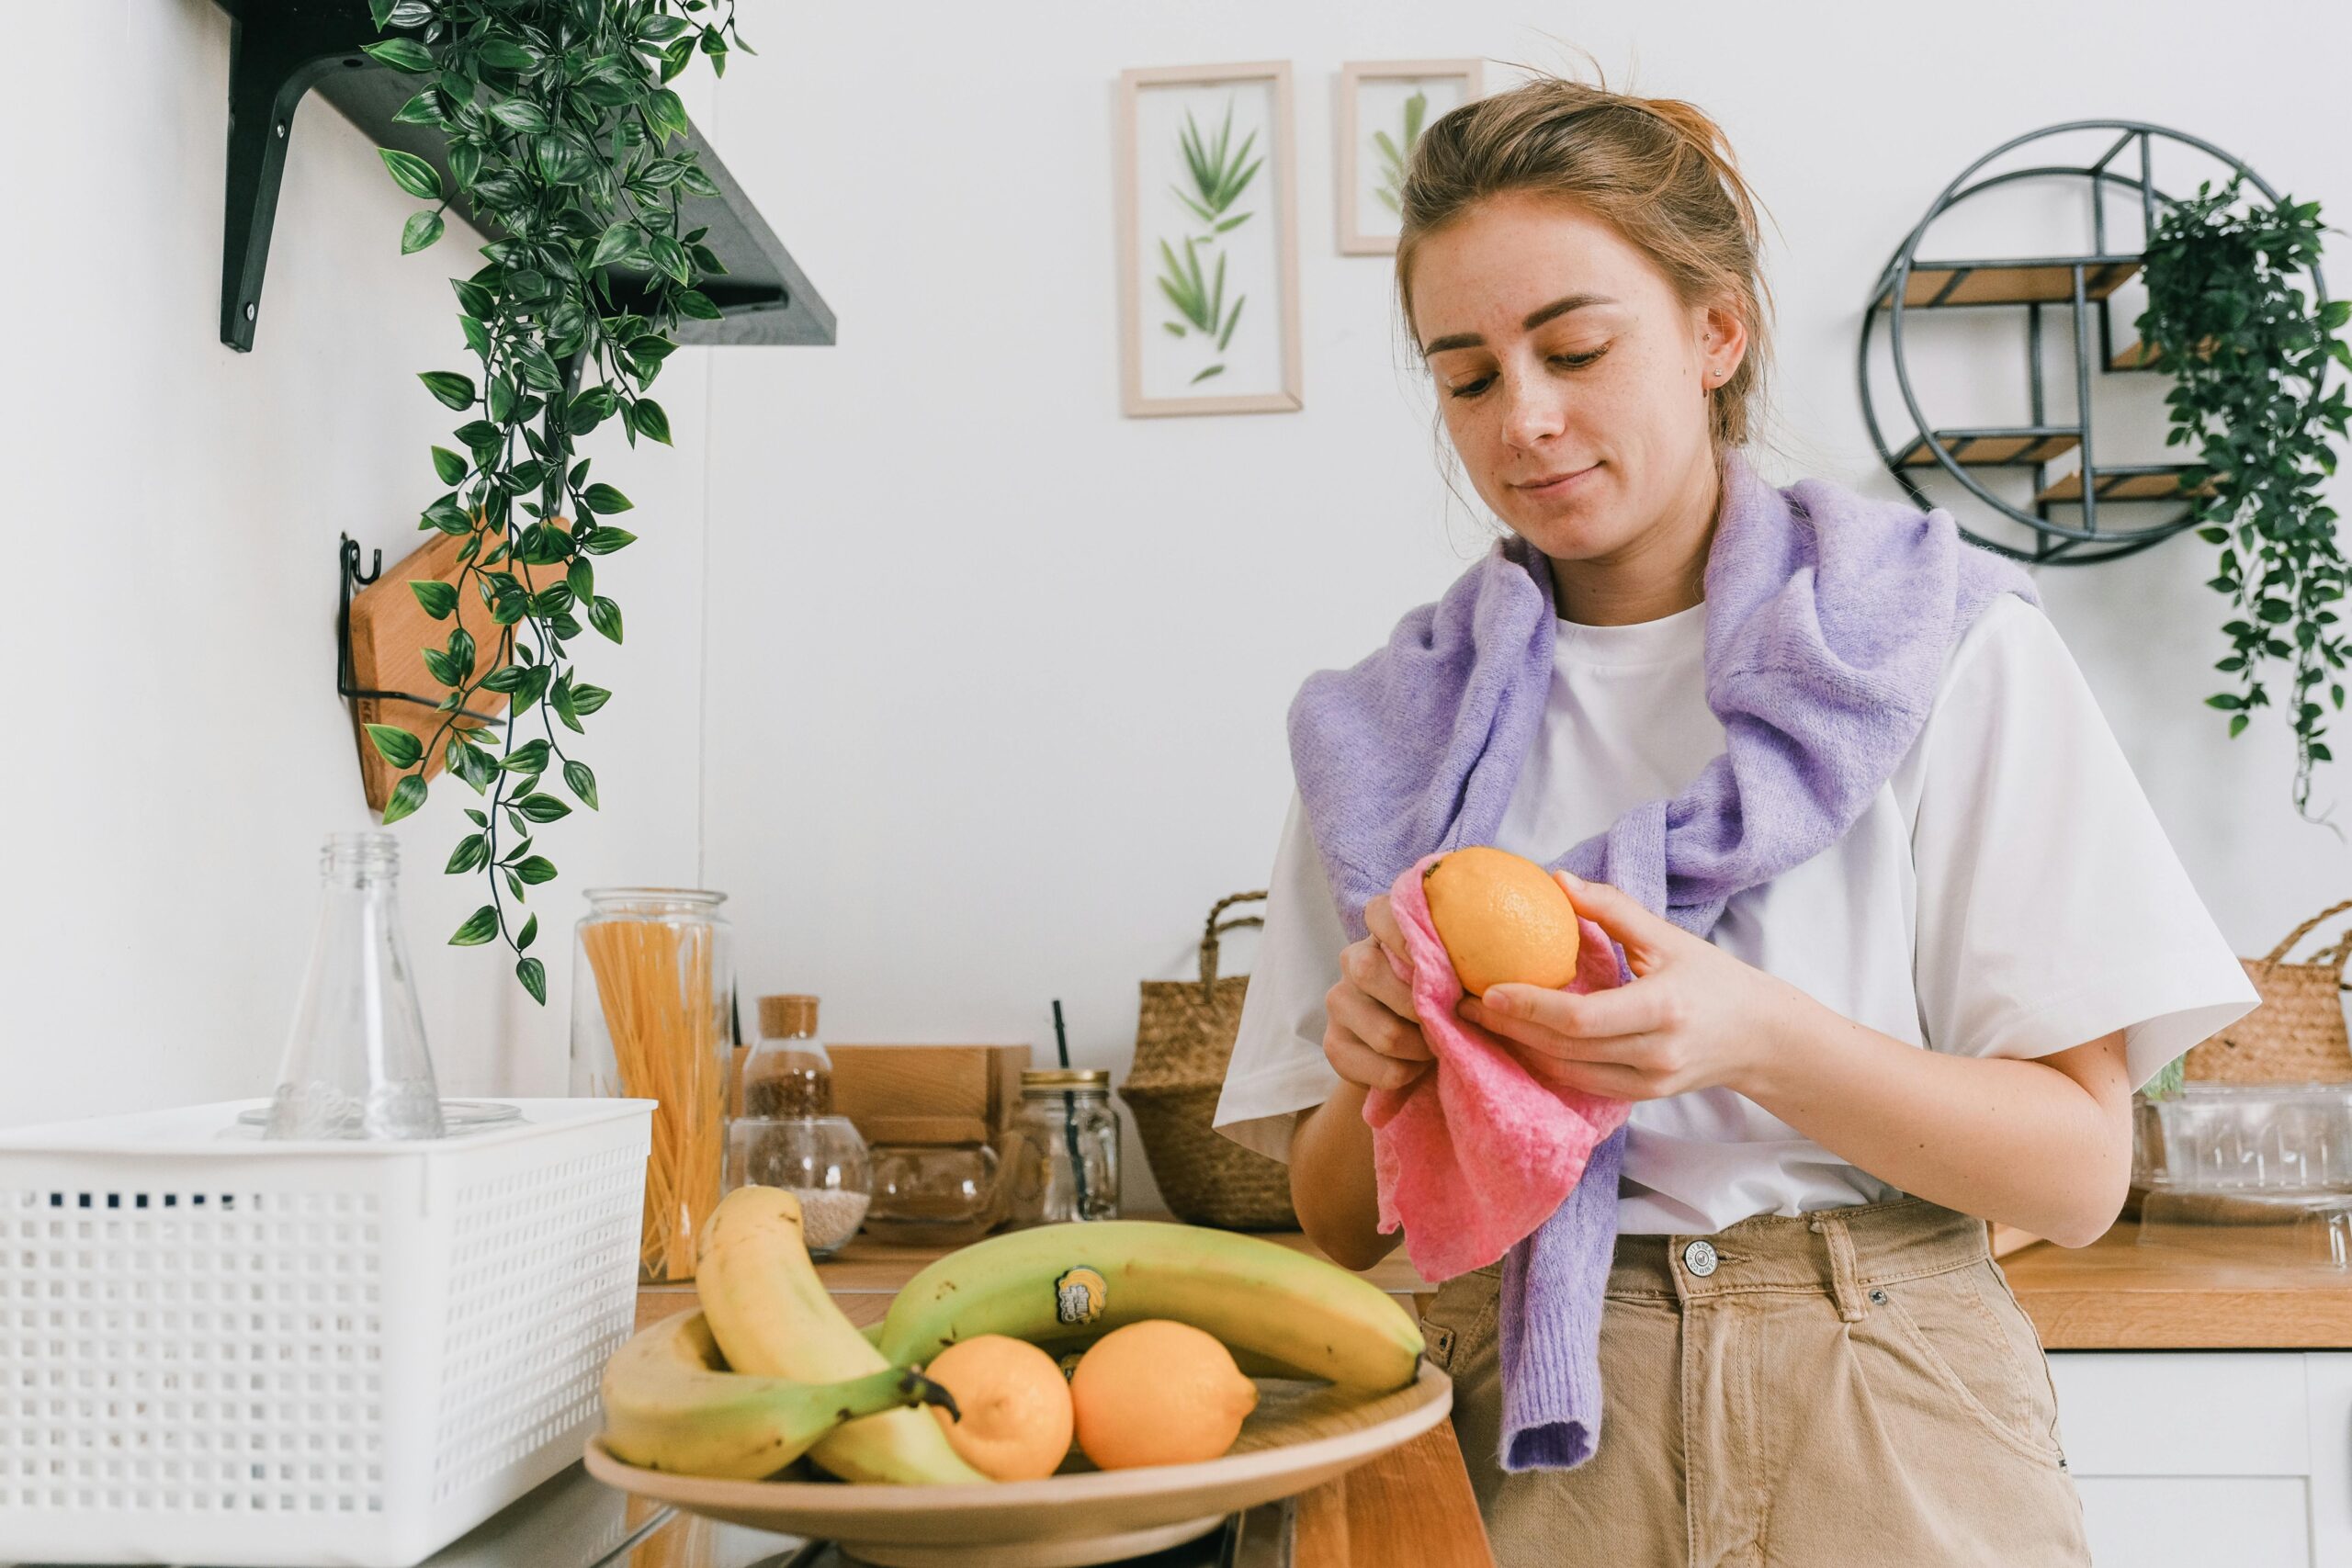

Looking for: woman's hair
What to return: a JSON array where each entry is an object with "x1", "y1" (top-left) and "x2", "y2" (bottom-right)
[{"x1": 1396, "y1": 71, "x2": 1774, "y2": 449}]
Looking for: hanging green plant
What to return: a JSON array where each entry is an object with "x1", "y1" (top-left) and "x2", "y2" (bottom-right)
[
  {"x1": 357, "y1": 0, "x2": 749, "y2": 1002},
  {"x1": 2137, "y1": 176, "x2": 2352, "y2": 821}
]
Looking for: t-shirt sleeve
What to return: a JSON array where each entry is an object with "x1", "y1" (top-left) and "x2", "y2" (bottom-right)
[
  {"x1": 1212, "y1": 789, "x2": 1348, "y2": 1163},
  {"x1": 1905, "y1": 594, "x2": 2258, "y2": 1089}
]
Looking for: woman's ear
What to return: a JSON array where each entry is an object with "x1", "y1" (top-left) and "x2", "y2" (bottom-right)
[{"x1": 1696, "y1": 301, "x2": 1747, "y2": 391}]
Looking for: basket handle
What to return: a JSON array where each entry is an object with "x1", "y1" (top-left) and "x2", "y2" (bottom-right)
[
  {"x1": 1198, "y1": 889, "x2": 1268, "y2": 1001},
  {"x1": 2261, "y1": 897, "x2": 2352, "y2": 971}
]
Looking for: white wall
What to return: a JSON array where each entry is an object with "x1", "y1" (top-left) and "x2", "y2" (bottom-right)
[
  {"x1": 695, "y1": 0, "x2": 2352, "y2": 1210},
  {"x1": 0, "y1": 0, "x2": 716, "y2": 1122}
]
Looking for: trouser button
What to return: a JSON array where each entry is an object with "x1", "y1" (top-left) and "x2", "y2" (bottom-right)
[{"x1": 1681, "y1": 1238, "x2": 1719, "y2": 1277}]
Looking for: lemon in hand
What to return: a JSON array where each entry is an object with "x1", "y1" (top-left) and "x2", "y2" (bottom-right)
[{"x1": 1423, "y1": 846, "x2": 1581, "y2": 996}]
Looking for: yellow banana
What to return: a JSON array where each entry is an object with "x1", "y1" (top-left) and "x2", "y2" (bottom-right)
[
  {"x1": 875, "y1": 1221, "x2": 1423, "y2": 1393},
  {"x1": 695, "y1": 1185, "x2": 990, "y2": 1484},
  {"x1": 601, "y1": 1309, "x2": 956, "y2": 1479}
]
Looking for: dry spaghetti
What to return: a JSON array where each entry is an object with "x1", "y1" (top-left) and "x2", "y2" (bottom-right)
[{"x1": 580, "y1": 913, "x2": 726, "y2": 1281}]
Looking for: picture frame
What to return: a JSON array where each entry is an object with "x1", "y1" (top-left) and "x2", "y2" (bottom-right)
[
  {"x1": 1115, "y1": 62, "x2": 1303, "y2": 417},
  {"x1": 1336, "y1": 59, "x2": 1486, "y2": 255}
]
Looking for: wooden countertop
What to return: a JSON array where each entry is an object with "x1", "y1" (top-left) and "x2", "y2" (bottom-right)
[
  {"x1": 635, "y1": 1231, "x2": 1487, "y2": 1567},
  {"x1": 2003, "y1": 1221, "x2": 2352, "y2": 1349}
]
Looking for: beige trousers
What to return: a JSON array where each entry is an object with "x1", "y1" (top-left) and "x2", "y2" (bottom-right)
[{"x1": 1420, "y1": 1197, "x2": 2091, "y2": 1568}]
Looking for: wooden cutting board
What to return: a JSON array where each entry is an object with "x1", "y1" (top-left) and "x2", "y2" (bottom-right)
[{"x1": 345, "y1": 528, "x2": 537, "y2": 811}]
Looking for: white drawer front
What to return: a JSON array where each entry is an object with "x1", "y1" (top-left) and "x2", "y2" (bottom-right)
[
  {"x1": 2050, "y1": 1352, "x2": 2312, "y2": 1476},
  {"x1": 2075, "y1": 1476, "x2": 2311, "y2": 1568}
]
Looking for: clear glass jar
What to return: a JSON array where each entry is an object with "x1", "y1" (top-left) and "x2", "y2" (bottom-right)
[
  {"x1": 742, "y1": 993, "x2": 834, "y2": 1119},
  {"x1": 1007, "y1": 1068, "x2": 1120, "y2": 1226},
  {"x1": 864, "y1": 1126, "x2": 1002, "y2": 1247},
  {"x1": 266, "y1": 832, "x2": 444, "y2": 1141},
  {"x1": 571, "y1": 887, "x2": 732, "y2": 1282},
  {"x1": 728, "y1": 1115, "x2": 872, "y2": 1258}
]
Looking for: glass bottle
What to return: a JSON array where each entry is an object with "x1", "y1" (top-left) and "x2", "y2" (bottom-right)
[
  {"x1": 266, "y1": 832, "x2": 445, "y2": 1141},
  {"x1": 727, "y1": 995, "x2": 872, "y2": 1258},
  {"x1": 1006, "y1": 1068, "x2": 1120, "y2": 1226},
  {"x1": 572, "y1": 887, "x2": 733, "y2": 1283}
]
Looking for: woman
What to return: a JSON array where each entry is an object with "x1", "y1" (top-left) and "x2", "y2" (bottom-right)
[{"x1": 1214, "y1": 75, "x2": 2257, "y2": 1566}]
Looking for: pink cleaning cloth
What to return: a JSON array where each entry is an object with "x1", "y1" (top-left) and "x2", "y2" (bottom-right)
[{"x1": 1363, "y1": 853, "x2": 1635, "y2": 1283}]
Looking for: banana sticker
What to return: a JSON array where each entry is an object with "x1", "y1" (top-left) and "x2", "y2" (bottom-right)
[{"x1": 1055, "y1": 1266, "x2": 1108, "y2": 1325}]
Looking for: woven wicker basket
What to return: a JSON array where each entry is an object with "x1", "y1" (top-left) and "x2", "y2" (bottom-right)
[
  {"x1": 1122, "y1": 890, "x2": 1299, "y2": 1232},
  {"x1": 2182, "y1": 897, "x2": 2352, "y2": 1084}
]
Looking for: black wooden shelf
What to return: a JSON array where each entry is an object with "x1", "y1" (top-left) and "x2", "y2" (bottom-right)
[
  {"x1": 1871, "y1": 256, "x2": 2140, "y2": 311},
  {"x1": 1893, "y1": 427, "x2": 2081, "y2": 468},
  {"x1": 216, "y1": 0, "x2": 833, "y2": 353}
]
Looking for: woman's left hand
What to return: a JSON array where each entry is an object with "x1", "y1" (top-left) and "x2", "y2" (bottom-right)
[{"x1": 1454, "y1": 869, "x2": 1807, "y2": 1101}]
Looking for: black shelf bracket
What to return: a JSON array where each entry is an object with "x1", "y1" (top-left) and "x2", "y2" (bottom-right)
[{"x1": 216, "y1": 0, "x2": 835, "y2": 353}]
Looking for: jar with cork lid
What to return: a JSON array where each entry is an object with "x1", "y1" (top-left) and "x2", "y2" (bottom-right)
[{"x1": 726, "y1": 994, "x2": 871, "y2": 1257}]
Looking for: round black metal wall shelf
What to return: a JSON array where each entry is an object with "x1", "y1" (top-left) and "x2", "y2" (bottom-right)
[{"x1": 1858, "y1": 120, "x2": 2324, "y2": 566}]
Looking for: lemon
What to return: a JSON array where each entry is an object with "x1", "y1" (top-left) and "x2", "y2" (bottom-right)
[
  {"x1": 921, "y1": 1334, "x2": 1074, "y2": 1481},
  {"x1": 1423, "y1": 846, "x2": 1581, "y2": 996},
  {"x1": 1069, "y1": 1320, "x2": 1258, "y2": 1470}
]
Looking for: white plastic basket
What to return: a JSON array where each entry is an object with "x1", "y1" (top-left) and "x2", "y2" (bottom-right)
[{"x1": 0, "y1": 1098, "x2": 652, "y2": 1568}]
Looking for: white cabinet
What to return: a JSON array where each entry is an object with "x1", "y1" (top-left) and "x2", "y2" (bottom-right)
[{"x1": 2050, "y1": 1352, "x2": 2352, "y2": 1567}]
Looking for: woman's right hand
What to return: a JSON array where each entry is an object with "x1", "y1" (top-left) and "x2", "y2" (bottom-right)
[{"x1": 1321, "y1": 892, "x2": 1435, "y2": 1091}]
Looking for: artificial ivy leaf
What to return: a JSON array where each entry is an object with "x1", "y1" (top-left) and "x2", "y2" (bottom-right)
[
  {"x1": 647, "y1": 87, "x2": 690, "y2": 141},
  {"x1": 515, "y1": 793, "x2": 572, "y2": 823},
  {"x1": 515, "y1": 955, "x2": 547, "y2": 1004},
  {"x1": 518, "y1": 914, "x2": 539, "y2": 953},
  {"x1": 419, "y1": 370, "x2": 476, "y2": 410},
  {"x1": 378, "y1": 147, "x2": 443, "y2": 200},
  {"x1": 392, "y1": 91, "x2": 445, "y2": 127},
  {"x1": 571, "y1": 682, "x2": 612, "y2": 715},
  {"x1": 430, "y1": 446, "x2": 468, "y2": 485},
  {"x1": 449, "y1": 905, "x2": 502, "y2": 946},
  {"x1": 628, "y1": 398, "x2": 672, "y2": 445},
  {"x1": 367, "y1": 724, "x2": 424, "y2": 770},
  {"x1": 501, "y1": 739, "x2": 553, "y2": 773},
  {"x1": 452, "y1": 277, "x2": 497, "y2": 317},
  {"x1": 590, "y1": 222, "x2": 639, "y2": 271},
  {"x1": 478, "y1": 38, "x2": 539, "y2": 72},
  {"x1": 673, "y1": 288, "x2": 723, "y2": 321},
  {"x1": 513, "y1": 855, "x2": 560, "y2": 885},
  {"x1": 659, "y1": 38, "x2": 693, "y2": 82},
  {"x1": 380, "y1": 773, "x2": 428, "y2": 825},
  {"x1": 563, "y1": 759, "x2": 599, "y2": 809},
  {"x1": 445, "y1": 834, "x2": 491, "y2": 874},
  {"x1": 582, "y1": 525, "x2": 637, "y2": 555},
  {"x1": 362, "y1": 38, "x2": 435, "y2": 73},
  {"x1": 680, "y1": 169, "x2": 722, "y2": 203},
  {"x1": 488, "y1": 96, "x2": 550, "y2": 133},
  {"x1": 639, "y1": 15, "x2": 689, "y2": 41},
  {"x1": 581, "y1": 482, "x2": 633, "y2": 513},
  {"x1": 410, "y1": 579, "x2": 458, "y2": 619},
  {"x1": 421, "y1": 647, "x2": 460, "y2": 687},
  {"x1": 488, "y1": 374, "x2": 517, "y2": 423},
  {"x1": 552, "y1": 677, "x2": 584, "y2": 733},
  {"x1": 587, "y1": 595, "x2": 624, "y2": 644},
  {"x1": 401, "y1": 209, "x2": 446, "y2": 255}
]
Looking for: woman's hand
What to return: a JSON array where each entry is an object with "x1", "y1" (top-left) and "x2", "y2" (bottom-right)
[
  {"x1": 1321, "y1": 893, "x2": 1435, "y2": 1092},
  {"x1": 1455, "y1": 869, "x2": 1803, "y2": 1101}
]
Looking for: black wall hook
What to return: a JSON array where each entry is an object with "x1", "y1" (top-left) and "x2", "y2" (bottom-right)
[{"x1": 337, "y1": 533, "x2": 503, "y2": 726}]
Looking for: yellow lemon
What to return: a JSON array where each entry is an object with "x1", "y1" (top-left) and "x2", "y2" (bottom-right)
[
  {"x1": 1423, "y1": 846, "x2": 1580, "y2": 996},
  {"x1": 1069, "y1": 1320, "x2": 1259, "y2": 1471},
  {"x1": 921, "y1": 1334, "x2": 1074, "y2": 1482}
]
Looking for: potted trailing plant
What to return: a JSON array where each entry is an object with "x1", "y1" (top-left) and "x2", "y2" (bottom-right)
[
  {"x1": 2138, "y1": 177, "x2": 2352, "y2": 821},
  {"x1": 355, "y1": 0, "x2": 748, "y2": 1000}
]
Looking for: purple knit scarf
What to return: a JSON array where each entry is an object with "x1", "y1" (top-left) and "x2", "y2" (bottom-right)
[{"x1": 1285, "y1": 448, "x2": 2036, "y2": 1471}]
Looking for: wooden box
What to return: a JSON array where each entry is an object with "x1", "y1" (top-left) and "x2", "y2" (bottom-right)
[{"x1": 826, "y1": 1044, "x2": 1033, "y2": 1146}]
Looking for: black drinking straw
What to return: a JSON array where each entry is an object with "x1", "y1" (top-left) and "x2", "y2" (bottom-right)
[{"x1": 1051, "y1": 999, "x2": 1091, "y2": 1218}]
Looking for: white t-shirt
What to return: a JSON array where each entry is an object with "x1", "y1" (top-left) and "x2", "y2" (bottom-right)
[{"x1": 1213, "y1": 593, "x2": 2260, "y2": 1235}]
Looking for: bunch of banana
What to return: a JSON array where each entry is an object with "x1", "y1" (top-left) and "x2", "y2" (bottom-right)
[
  {"x1": 600, "y1": 1308, "x2": 956, "y2": 1479},
  {"x1": 874, "y1": 1221, "x2": 1423, "y2": 1393},
  {"x1": 695, "y1": 1184, "x2": 991, "y2": 1484}
]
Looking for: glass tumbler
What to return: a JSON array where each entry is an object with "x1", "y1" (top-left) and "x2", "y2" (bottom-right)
[{"x1": 571, "y1": 887, "x2": 733, "y2": 1282}]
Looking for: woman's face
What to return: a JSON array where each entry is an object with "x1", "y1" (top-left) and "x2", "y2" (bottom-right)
[{"x1": 1408, "y1": 191, "x2": 1747, "y2": 568}]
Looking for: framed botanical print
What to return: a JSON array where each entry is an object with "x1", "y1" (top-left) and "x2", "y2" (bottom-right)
[
  {"x1": 1337, "y1": 59, "x2": 1486, "y2": 254},
  {"x1": 1115, "y1": 62, "x2": 1303, "y2": 416}
]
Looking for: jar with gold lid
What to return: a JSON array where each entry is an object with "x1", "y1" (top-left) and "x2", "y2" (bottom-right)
[{"x1": 1006, "y1": 1067, "x2": 1120, "y2": 1226}]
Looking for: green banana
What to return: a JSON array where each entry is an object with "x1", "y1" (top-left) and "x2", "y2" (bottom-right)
[
  {"x1": 875, "y1": 1221, "x2": 1424, "y2": 1393},
  {"x1": 696, "y1": 1184, "x2": 991, "y2": 1484},
  {"x1": 600, "y1": 1310, "x2": 957, "y2": 1480}
]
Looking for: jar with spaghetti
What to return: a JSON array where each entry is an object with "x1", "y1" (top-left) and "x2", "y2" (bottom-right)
[{"x1": 571, "y1": 887, "x2": 733, "y2": 1283}]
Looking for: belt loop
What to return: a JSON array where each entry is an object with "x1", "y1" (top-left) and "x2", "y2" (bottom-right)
[{"x1": 1817, "y1": 1212, "x2": 1867, "y2": 1323}]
